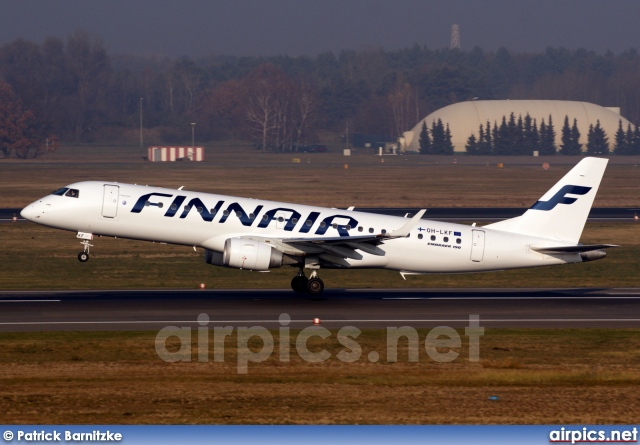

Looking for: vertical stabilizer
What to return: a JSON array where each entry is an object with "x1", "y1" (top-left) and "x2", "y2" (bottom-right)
[{"x1": 485, "y1": 157, "x2": 608, "y2": 243}]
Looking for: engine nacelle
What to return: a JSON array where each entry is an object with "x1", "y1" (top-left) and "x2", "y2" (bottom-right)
[{"x1": 205, "y1": 238, "x2": 284, "y2": 271}]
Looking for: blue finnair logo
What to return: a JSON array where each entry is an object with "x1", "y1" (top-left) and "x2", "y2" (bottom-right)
[
  {"x1": 129, "y1": 192, "x2": 359, "y2": 237},
  {"x1": 530, "y1": 185, "x2": 592, "y2": 211}
]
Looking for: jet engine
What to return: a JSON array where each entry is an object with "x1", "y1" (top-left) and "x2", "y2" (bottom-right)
[{"x1": 205, "y1": 238, "x2": 285, "y2": 271}]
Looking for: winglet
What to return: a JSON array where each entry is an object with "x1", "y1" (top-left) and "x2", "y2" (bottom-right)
[{"x1": 388, "y1": 209, "x2": 426, "y2": 238}]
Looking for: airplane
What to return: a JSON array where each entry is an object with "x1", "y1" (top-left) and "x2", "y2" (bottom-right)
[{"x1": 20, "y1": 157, "x2": 617, "y2": 295}]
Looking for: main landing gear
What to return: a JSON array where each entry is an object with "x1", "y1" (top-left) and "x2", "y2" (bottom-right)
[{"x1": 291, "y1": 269, "x2": 325, "y2": 295}]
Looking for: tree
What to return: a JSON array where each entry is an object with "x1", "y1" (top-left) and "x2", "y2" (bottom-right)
[
  {"x1": 570, "y1": 118, "x2": 582, "y2": 155},
  {"x1": 478, "y1": 121, "x2": 493, "y2": 155},
  {"x1": 0, "y1": 80, "x2": 36, "y2": 158},
  {"x1": 65, "y1": 29, "x2": 112, "y2": 141},
  {"x1": 418, "y1": 120, "x2": 431, "y2": 154},
  {"x1": 465, "y1": 133, "x2": 478, "y2": 154},
  {"x1": 560, "y1": 115, "x2": 572, "y2": 155},
  {"x1": 244, "y1": 63, "x2": 292, "y2": 150},
  {"x1": 586, "y1": 120, "x2": 609, "y2": 155},
  {"x1": 443, "y1": 123, "x2": 454, "y2": 154},
  {"x1": 613, "y1": 120, "x2": 628, "y2": 154},
  {"x1": 539, "y1": 115, "x2": 556, "y2": 155}
]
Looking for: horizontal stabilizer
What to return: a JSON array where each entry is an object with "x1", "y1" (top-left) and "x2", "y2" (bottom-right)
[{"x1": 530, "y1": 244, "x2": 619, "y2": 254}]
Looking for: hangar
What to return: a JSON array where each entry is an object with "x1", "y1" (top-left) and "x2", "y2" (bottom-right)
[{"x1": 401, "y1": 100, "x2": 636, "y2": 153}]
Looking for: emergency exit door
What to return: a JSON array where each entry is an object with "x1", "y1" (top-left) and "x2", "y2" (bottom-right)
[{"x1": 102, "y1": 185, "x2": 119, "y2": 218}]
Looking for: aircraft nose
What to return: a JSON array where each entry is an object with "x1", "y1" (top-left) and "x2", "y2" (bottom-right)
[{"x1": 20, "y1": 202, "x2": 40, "y2": 221}]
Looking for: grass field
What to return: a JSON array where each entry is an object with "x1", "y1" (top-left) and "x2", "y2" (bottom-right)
[
  {"x1": 0, "y1": 329, "x2": 638, "y2": 424},
  {"x1": 2, "y1": 145, "x2": 640, "y2": 209},
  {"x1": 1, "y1": 221, "x2": 638, "y2": 290},
  {"x1": 1, "y1": 144, "x2": 639, "y2": 425}
]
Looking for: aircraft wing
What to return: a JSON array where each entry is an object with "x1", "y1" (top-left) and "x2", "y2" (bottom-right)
[{"x1": 240, "y1": 209, "x2": 426, "y2": 267}]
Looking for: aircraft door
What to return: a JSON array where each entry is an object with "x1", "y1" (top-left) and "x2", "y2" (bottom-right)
[
  {"x1": 102, "y1": 185, "x2": 119, "y2": 218},
  {"x1": 470, "y1": 229, "x2": 485, "y2": 262}
]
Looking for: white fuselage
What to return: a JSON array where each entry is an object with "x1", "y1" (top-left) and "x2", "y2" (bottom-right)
[{"x1": 21, "y1": 181, "x2": 580, "y2": 273}]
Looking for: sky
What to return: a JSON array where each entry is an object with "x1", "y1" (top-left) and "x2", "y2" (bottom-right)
[{"x1": 1, "y1": 0, "x2": 639, "y2": 58}]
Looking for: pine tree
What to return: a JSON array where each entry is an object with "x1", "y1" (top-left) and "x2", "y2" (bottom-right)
[
  {"x1": 465, "y1": 133, "x2": 478, "y2": 155},
  {"x1": 419, "y1": 120, "x2": 431, "y2": 155},
  {"x1": 495, "y1": 116, "x2": 510, "y2": 155},
  {"x1": 481, "y1": 121, "x2": 493, "y2": 155},
  {"x1": 626, "y1": 124, "x2": 635, "y2": 154},
  {"x1": 540, "y1": 115, "x2": 556, "y2": 155},
  {"x1": 570, "y1": 118, "x2": 582, "y2": 155},
  {"x1": 613, "y1": 120, "x2": 627, "y2": 155},
  {"x1": 531, "y1": 118, "x2": 540, "y2": 154},
  {"x1": 522, "y1": 113, "x2": 533, "y2": 155},
  {"x1": 443, "y1": 123, "x2": 454, "y2": 155},
  {"x1": 586, "y1": 121, "x2": 608, "y2": 155},
  {"x1": 430, "y1": 119, "x2": 447, "y2": 155},
  {"x1": 560, "y1": 115, "x2": 572, "y2": 155},
  {"x1": 632, "y1": 125, "x2": 640, "y2": 155}
]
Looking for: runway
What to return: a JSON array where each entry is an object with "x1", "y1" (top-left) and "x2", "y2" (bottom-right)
[
  {"x1": 1, "y1": 287, "x2": 639, "y2": 332},
  {"x1": 2, "y1": 207, "x2": 639, "y2": 222}
]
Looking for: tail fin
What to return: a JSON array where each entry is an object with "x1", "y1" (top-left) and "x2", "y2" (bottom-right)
[{"x1": 485, "y1": 157, "x2": 608, "y2": 243}]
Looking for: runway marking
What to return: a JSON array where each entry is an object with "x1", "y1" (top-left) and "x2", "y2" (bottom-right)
[
  {"x1": 384, "y1": 296, "x2": 640, "y2": 300},
  {"x1": 0, "y1": 300, "x2": 60, "y2": 303},
  {"x1": 0, "y1": 318, "x2": 639, "y2": 326}
]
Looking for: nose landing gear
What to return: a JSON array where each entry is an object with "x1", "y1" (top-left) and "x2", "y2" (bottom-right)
[
  {"x1": 76, "y1": 232, "x2": 94, "y2": 262},
  {"x1": 78, "y1": 240, "x2": 92, "y2": 262}
]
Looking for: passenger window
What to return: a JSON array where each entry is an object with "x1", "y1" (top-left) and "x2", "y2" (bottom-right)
[
  {"x1": 358, "y1": 226, "x2": 363, "y2": 232},
  {"x1": 222, "y1": 209, "x2": 229, "y2": 216},
  {"x1": 306, "y1": 220, "x2": 312, "y2": 226},
  {"x1": 381, "y1": 229, "x2": 387, "y2": 235},
  {"x1": 431, "y1": 235, "x2": 436, "y2": 241},
  {"x1": 418, "y1": 234, "x2": 423, "y2": 239},
  {"x1": 456, "y1": 238, "x2": 461, "y2": 244},
  {"x1": 369, "y1": 228, "x2": 374, "y2": 233},
  {"x1": 443, "y1": 237, "x2": 449, "y2": 243}
]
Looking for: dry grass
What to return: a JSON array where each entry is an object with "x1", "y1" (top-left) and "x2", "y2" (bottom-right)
[
  {"x1": 1, "y1": 145, "x2": 640, "y2": 208},
  {"x1": 2, "y1": 221, "x2": 638, "y2": 290},
  {"x1": 2, "y1": 146, "x2": 639, "y2": 425},
  {"x1": 0, "y1": 329, "x2": 638, "y2": 424}
]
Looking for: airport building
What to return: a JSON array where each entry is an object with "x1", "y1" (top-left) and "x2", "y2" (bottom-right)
[{"x1": 401, "y1": 100, "x2": 636, "y2": 153}]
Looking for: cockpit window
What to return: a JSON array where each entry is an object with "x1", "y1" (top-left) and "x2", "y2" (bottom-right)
[
  {"x1": 65, "y1": 189, "x2": 79, "y2": 198},
  {"x1": 52, "y1": 187, "x2": 69, "y2": 196}
]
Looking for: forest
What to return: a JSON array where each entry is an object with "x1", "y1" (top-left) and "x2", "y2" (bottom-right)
[{"x1": 2, "y1": 29, "x2": 640, "y2": 157}]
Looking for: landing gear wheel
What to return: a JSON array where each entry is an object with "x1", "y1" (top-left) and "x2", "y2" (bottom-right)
[
  {"x1": 78, "y1": 252, "x2": 89, "y2": 262},
  {"x1": 291, "y1": 275, "x2": 309, "y2": 293},
  {"x1": 306, "y1": 277, "x2": 324, "y2": 295}
]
